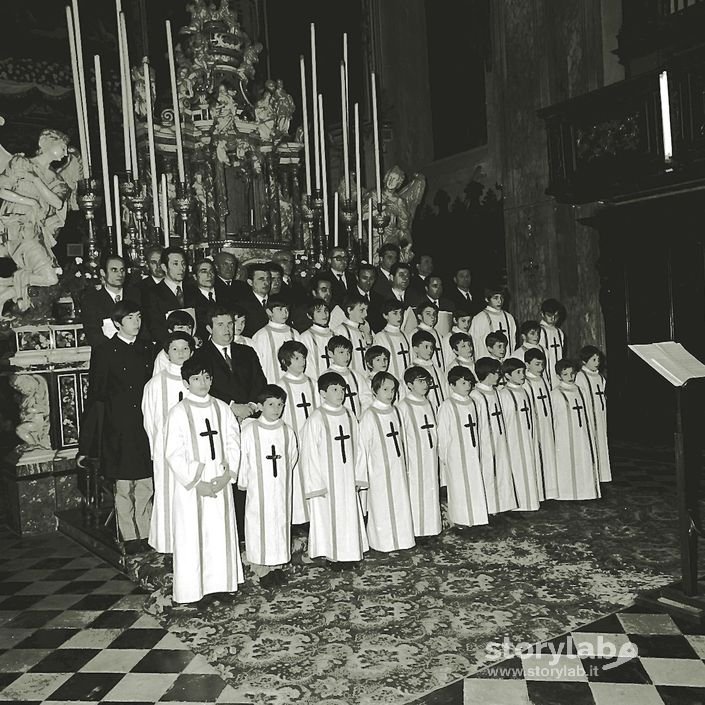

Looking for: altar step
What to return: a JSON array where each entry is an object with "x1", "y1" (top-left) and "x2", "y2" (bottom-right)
[{"x1": 56, "y1": 508, "x2": 126, "y2": 571}]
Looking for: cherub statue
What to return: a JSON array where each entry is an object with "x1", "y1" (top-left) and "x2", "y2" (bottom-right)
[
  {"x1": 255, "y1": 79, "x2": 276, "y2": 141},
  {"x1": 212, "y1": 83, "x2": 240, "y2": 135},
  {"x1": 9, "y1": 373, "x2": 51, "y2": 451},
  {"x1": 273, "y1": 79, "x2": 295, "y2": 136},
  {"x1": 0, "y1": 129, "x2": 78, "y2": 315}
]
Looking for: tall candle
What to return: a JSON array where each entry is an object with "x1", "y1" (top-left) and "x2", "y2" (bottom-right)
[
  {"x1": 161, "y1": 174, "x2": 170, "y2": 246},
  {"x1": 165, "y1": 20, "x2": 185, "y2": 183},
  {"x1": 65, "y1": 7, "x2": 89, "y2": 176},
  {"x1": 368, "y1": 197, "x2": 373, "y2": 264},
  {"x1": 299, "y1": 55, "x2": 312, "y2": 195},
  {"x1": 113, "y1": 174, "x2": 122, "y2": 255},
  {"x1": 310, "y1": 23, "x2": 320, "y2": 190},
  {"x1": 333, "y1": 191, "x2": 339, "y2": 247},
  {"x1": 71, "y1": 0, "x2": 91, "y2": 174},
  {"x1": 340, "y1": 62, "x2": 350, "y2": 199},
  {"x1": 94, "y1": 55, "x2": 112, "y2": 228},
  {"x1": 354, "y1": 103, "x2": 362, "y2": 242},
  {"x1": 371, "y1": 71, "x2": 382, "y2": 202},
  {"x1": 115, "y1": 0, "x2": 129, "y2": 171},
  {"x1": 143, "y1": 60, "x2": 160, "y2": 228},
  {"x1": 318, "y1": 93, "x2": 329, "y2": 235},
  {"x1": 120, "y1": 13, "x2": 138, "y2": 179}
]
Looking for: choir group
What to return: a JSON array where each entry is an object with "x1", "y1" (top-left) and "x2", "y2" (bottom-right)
[{"x1": 79, "y1": 244, "x2": 610, "y2": 606}]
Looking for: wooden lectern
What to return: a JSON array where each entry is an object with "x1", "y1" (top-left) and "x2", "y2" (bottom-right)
[{"x1": 630, "y1": 342, "x2": 705, "y2": 618}]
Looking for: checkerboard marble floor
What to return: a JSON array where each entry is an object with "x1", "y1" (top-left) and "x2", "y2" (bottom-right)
[{"x1": 0, "y1": 527, "x2": 243, "y2": 704}]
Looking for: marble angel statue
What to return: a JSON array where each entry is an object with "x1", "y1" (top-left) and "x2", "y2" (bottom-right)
[
  {"x1": 0, "y1": 129, "x2": 80, "y2": 315},
  {"x1": 9, "y1": 373, "x2": 51, "y2": 451}
]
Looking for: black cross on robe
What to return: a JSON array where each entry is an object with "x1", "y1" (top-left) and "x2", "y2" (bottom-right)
[{"x1": 200, "y1": 418, "x2": 219, "y2": 460}]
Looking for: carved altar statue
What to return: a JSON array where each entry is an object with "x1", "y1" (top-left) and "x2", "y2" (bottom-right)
[
  {"x1": 274, "y1": 80, "x2": 294, "y2": 136},
  {"x1": 0, "y1": 129, "x2": 80, "y2": 316},
  {"x1": 10, "y1": 373, "x2": 51, "y2": 451}
]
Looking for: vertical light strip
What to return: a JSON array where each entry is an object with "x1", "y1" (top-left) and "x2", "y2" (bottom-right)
[{"x1": 659, "y1": 70, "x2": 673, "y2": 161}]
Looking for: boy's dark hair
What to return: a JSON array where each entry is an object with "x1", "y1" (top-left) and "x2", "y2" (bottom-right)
[
  {"x1": 247, "y1": 261, "x2": 270, "y2": 280},
  {"x1": 541, "y1": 298, "x2": 563, "y2": 316},
  {"x1": 160, "y1": 246, "x2": 187, "y2": 267},
  {"x1": 502, "y1": 358, "x2": 526, "y2": 376},
  {"x1": 474, "y1": 356, "x2": 502, "y2": 381},
  {"x1": 256, "y1": 383, "x2": 287, "y2": 404},
  {"x1": 166, "y1": 308, "x2": 196, "y2": 331},
  {"x1": 265, "y1": 296, "x2": 290, "y2": 311},
  {"x1": 449, "y1": 332, "x2": 472, "y2": 353},
  {"x1": 205, "y1": 305, "x2": 233, "y2": 329},
  {"x1": 306, "y1": 297, "x2": 330, "y2": 318},
  {"x1": 278, "y1": 340, "x2": 308, "y2": 370},
  {"x1": 579, "y1": 345, "x2": 603, "y2": 364},
  {"x1": 326, "y1": 334, "x2": 353, "y2": 353},
  {"x1": 520, "y1": 320, "x2": 541, "y2": 337},
  {"x1": 364, "y1": 345, "x2": 390, "y2": 369},
  {"x1": 447, "y1": 365, "x2": 476, "y2": 387},
  {"x1": 556, "y1": 358, "x2": 578, "y2": 376},
  {"x1": 343, "y1": 293, "x2": 368, "y2": 312},
  {"x1": 404, "y1": 365, "x2": 432, "y2": 386},
  {"x1": 318, "y1": 370, "x2": 346, "y2": 392},
  {"x1": 163, "y1": 330, "x2": 196, "y2": 354},
  {"x1": 380, "y1": 299, "x2": 405, "y2": 316},
  {"x1": 424, "y1": 274, "x2": 443, "y2": 288},
  {"x1": 524, "y1": 347, "x2": 547, "y2": 364},
  {"x1": 265, "y1": 261, "x2": 284, "y2": 276},
  {"x1": 100, "y1": 253, "x2": 125, "y2": 274},
  {"x1": 111, "y1": 299, "x2": 140, "y2": 325},
  {"x1": 484, "y1": 285, "x2": 504, "y2": 299},
  {"x1": 230, "y1": 303, "x2": 247, "y2": 320},
  {"x1": 390, "y1": 262, "x2": 411, "y2": 277},
  {"x1": 181, "y1": 356, "x2": 213, "y2": 382},
  {"x1": 371, "y1": 371, "x2": 399, "y2": 394},
  {"x1": 310, "y1": 273, "x2": 333, "y2": 292},
  {"x1": 415, "y1": 301, "x2": 438, "y2": 318},
  {"x1": 411, "y1": 329, "x2": 436, "y2": 348},
  {"x1": 453, "y1": 309, "x2": 473, "y2": 322},
  {"x1": 486, "y1": 331, "x2": 509, "y2": 348}
]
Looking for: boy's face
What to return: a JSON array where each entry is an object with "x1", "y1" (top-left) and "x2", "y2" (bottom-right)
[
  {"x1": 419, "y1": 307, "x2": 438, "y2": 327},
  {"x1": 585, "y1": 353, "x2": 601, "y2": 372},
  {"x1": 456, "y1": 315, "x2": 472, "y2": 332},
  {"x1": 526, "y1": 358, "x2": 546, "y2": 376},
  {"x1": 559, "y1": 367, "x2": 577, "y2": 384},
  {"x1": 407, "y1": 376, "x2": 430, "y2": 397},
  {"x1": 287, "y1": 351, "x2": 307, "y2": 375},
  {"x1": 414, "y1": 341, "x2": 435, "y2": 361},
  {"x1": 541, "y1": 311, "x2": 560, "y2": 326},
  {"x1": 260, "y1": 396, "x2": 285, "y2": 422},
  {"x1": 384, "y1": 308, "x2": 403, "y2": 327},
  {"x1": 375, "y1": 378, "x2": 397, "y2": 405},
  {"x1": 525, "y1": 329, "x2": 540, "y2": 345},
  {"x1": 487, "y1": 293, "x2": 504, "y2": 310},
  {"x1": 268, "y1": 305, "x2": 290, "y2": 324},
  {"x1": 348, "y1": 303, "x2": 368, "y2": 323},
  {"x1": 320, "y1": 383, "x2": 345, "y2": 407},
  {"x1": 508, "y1": 368, "x2": 526, "y2": 385},
  {"x1": 488, "y1": 342, "x2": 507, "y2": 360},
  {"x1": 369, "y1": 354, "x2": 389, "y2": 373},
  {"x1": 451, "y1": 377, "x2": 472, "y2": 397},
  {"x1": 484, "y1": 370, "x2": 500, "y2": 387},
  {"x1": 331, "y1": 346, "x2": 351, "y2": 367},
  {"x1": 311, "y1": 305, "x2": 330, "y2": 327},
  {"x1": 232, "y1": 315, "x2": 246, "y2": 337},
  {"x1": 117, "y1": 312, "x2": 141, "y2": 338},
  {"x1": 455, "y1": 340, "x2": 474, "y2": 359},
  {"x1": 185, "y1": 371, "x2": 212, "y2": 397},
  {"x1": 167, "y1": 339, "x2": 192, "y2": 366}
]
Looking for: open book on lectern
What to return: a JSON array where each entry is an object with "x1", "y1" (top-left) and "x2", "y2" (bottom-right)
[{"x1": 629, "y1": 342, "x2": 705, "y2": 387}]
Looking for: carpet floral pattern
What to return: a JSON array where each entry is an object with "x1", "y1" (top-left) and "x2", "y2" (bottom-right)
[{"x1": 130, "y1": 449, "x2": 688, "y2": 705}]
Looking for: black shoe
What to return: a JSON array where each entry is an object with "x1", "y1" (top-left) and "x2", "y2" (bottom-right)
[
  {"x1": 136, "y1": 538, "x2": 151, "y2": 554},
  {"x1": 273, "y1": 569, "x2": 288, "y2": 586},
  {"x1": 122, "y1": 539, "x2": 142, "y2": 555},
  {"x1": 260, "y1": 572, "x2": 278, "y2": 589}
]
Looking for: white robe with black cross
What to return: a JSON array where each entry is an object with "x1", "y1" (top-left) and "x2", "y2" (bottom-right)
[
  {"x1": 333, "y1": 318, "x2": 369, "y2": 377},
  {"x1": 397, "y1": 393, "x2": 442, "y2": 536},
  {"x1": 374, "y1": 325, "x2": 413, "y2": 396},
  {"x1": 407, "y1": 356, "x2": 447, "y2": 413},
  {"x1": 551, "y1": 381, "x2": 601, "y2": 500},
  {"x1": 510, "y1": 342, "x2": 546, "y2": 363},
  {"x1": 141, "y1": 362, "x2": 185, "y2": 553},
  {"x1": 238, "y1": 417, "x2": 298, "y2": 566},
  {"x1": 278, "y1": 371, "x2": 319, "y2": 524},
  {"x1": 356, "y1": 401, "x2": 416, "y2": 552},
  {"x1": 165, "y1": 393, "x2": 244, "y2": 604},
  {"x1": 299, "y1": 324, "x2": 334, "y2": 381},
  {"x1": 300, "y1": 403, "x2": 368, "y2": 561},
  {"x1": 575, "y1": 367, "x2": 611, "y2": 483},
  {"x1": 327, "y1": 363, "x2": 373, "y2": 419},
  {"x1": 470, "y1": 383, "x2": 518, "y2": 514},
  {"x1": 437, "y1": 392, "x2": 489, "y2": 527},
  {"x1": 539, "y1": 322, "x2": 566, "y2": 388},
  {"x1": 524, "y1": 372, "x2": 559, "y2": 500},
  {"x1": 499, "y1": 383, "x2": 541, "y2": 511},
  {"x1": 409, "y1": 323, "x2": 446, "y2": 370},
  {"x1": 253, "y1": 322, "x2": 298, "y2": 383},
  {"x1": 469, "y1": 306, "x2": 517, "y2": 358}
]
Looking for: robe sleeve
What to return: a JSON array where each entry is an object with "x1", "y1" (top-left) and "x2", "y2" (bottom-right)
[
  {"x1": 286, "y1": 425, "x2": 299, "y2": 471},
  {"x1": 300, "y1": 414, "x2": 328, "y2": 499},
  {"x1": 220, "y1": 400, "x2": 241, "y2": 483},
  {"x1": 436, "y1": 402, "x2": 453, "y2": 469},
  {"x1": 354, "y1": 412, "x2": 371, "y2": 491},
  {"x1": 355, "y1": 373, "x2": 374, "y2": 413},
  {"x1": 236, "y1": 425, "x2": 251, "y2": 491},
  {"x1": 141, "y1": 377, "x2": 161, "y2": 458},
  {"x1": 165, "y1": 405, "x2": 205, "y2": 490}
]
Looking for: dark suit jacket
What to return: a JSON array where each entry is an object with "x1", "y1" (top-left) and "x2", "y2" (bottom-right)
[
  {"x1": 81, "y1": 286, "x2": 144, "y2": 348},
  {"x1": 214, "y1": 277, "x2": 250, "y2": 305},
  {"x1": 446, "y1": 286, "x2": 482, "y2": 316},
  {"x1": 373, "y1": 269, "x2": 394, "y2": 300},
  {"x1": 409, "y1": 273, "x2": 427, "y2": 297},
  {"x1": 347, "y1": 286, "x2": 385, "y2": 333},
  {"x1": 240, "y1": 289, "x2": 270, "y2": 337},
  {"x1": 424, "y1": 295, "x2": 455, "y2": 313},
  {"x1": 321, "y1": 269, "x2": 354, "y2": 307},
  {"x1": 194, "y1": 340, "x2": 266, "y2": 405},
  {"x1": 384, "y1": 287, "x2": 425, "y2": 309},
  {"x1": 145, "y1": 280, "x2": 183, "y2": 344}
]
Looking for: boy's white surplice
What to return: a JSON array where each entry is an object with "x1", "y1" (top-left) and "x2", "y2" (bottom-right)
[
  {"x1": 524, "y1": 372, "x2": 559, "y2": 500},
  {"x1": 539, "y1": 321, "x2": 566, "y2": 387},
  {"x1": 253, "y1": 321, "x2": 298, "y2": 382},
  {"x1": 374, "y1": 325, "x2": 412, "y2": 395},
  {"x1": 165, "y1": 392, "x2": 244, "y2": 603},
  {"x1": 299, "y1": 324, "x2": 333, "y2": 380},
  {"x1": 333, "y1": 318, "x2": 369, "y2": 376},
  {"x1": 576, "y1": 366, "x2": 611, "y2": 482},
  {"x1": 469, "y1": 306, "x2": 517, "y2": 358},
  {"x1": 328, "y1": 363, "x2": 373, "y2": 419}
]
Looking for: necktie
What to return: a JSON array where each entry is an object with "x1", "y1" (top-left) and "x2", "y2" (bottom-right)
[
  {"x1": 208, "y1": 291, "x2": 214, "y2": 302},
  {"x1": 223, "y1": 347, "x2": 232, "y2": 371},
  {"x1": 262, "y1": 297, "x2": 268, "y2": 310},
  {"x1": 176, "y1": 285, "x2": 184, "y2": 307}
]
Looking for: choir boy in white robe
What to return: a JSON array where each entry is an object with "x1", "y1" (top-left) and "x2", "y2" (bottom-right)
[
  {"x1": 511, "y1": 320, "x2": 546, "y2": 363},
  {"x1": 470, "y1": 287, "x2": 517, "y2": 359},
  {"x1": 486, "y1": 331, "x2": 509, "y2": 364},
  {"x1": 332, "y1": 294, "x2": 373, "y2": 377},
  {"x1": 356, "y1": 372, "x2": 416, "y2": 552},
  {"x1": 500, "y1": 359, "x2": 541, "y2": 511},
  {"x1": 142, "y1": 331, "x2": 194, "y2": 553},
  {"x1": 524, "y1": 348, "x2": 559, "y2": 500},
  {"x1": 301, "y1": 371, "x2": 368, "y2": 565},
  {"x1": 277, "y1": 340, "x2": 319, "y2": 525},
  {"x1": 299, "y1": 298, "x2": 333, "y2": 380},
  {"x1": 539, "y1": 299, "x2": 566, "y2": 388},
  {"x1": 374, "y1": 300, "x2": 413, "y2": 386},
  {"x1": 153, "y1": 310, "x2": 197, "y2": 374},
  {"x1": 253, "y1": 297, "x2": 298, "y2": 382},
  {"x1": 364, "y1": 345, "x2": 391, "y2": 383},
  {"x1": 239, "y1": 384, "x2": 298, "y2": 588},
  {"x1": 441, "y1": 310, "x2": 473, "y2": 370},
  {"x1": 447, "y1": 332, "x2": 476, "y2": 376},
  {"x1": 470, "y1": 357, "x2": 518, "y2": 515},
  {"x1": 408, "y1": 329, "x2": 447, "y2": 412},
  {"x1": 397, "y1": 366, "x2": 442, "y2": 538},
  {"x1": 552, "y1": 359, "x2": 601, "y2": 501},
  {"x1": 165, "y1": 357, "x2": 244, "y2": 605},
  {"x1": 409, "y1": 302, "x2": 445, "y2": 369},
  {"x1": 576, "y1": 345, "x2": 611, "y2": 483},
  {"x1": 437, "y1": 366, "x2": 489, "y2": 529},
  {"x1": 326, "y1": 335, "x2": 373, "y2": 419},
  {"x1": 232, "y1": 304, "x2": 256, "y2": 349}
]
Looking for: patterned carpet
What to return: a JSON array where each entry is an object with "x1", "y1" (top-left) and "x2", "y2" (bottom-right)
[{"x1": 128, "y1": 445, "x2": 692, "y2": 705}]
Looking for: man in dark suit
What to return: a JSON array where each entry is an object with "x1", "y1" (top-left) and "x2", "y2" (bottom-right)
[
  {"x1": 373, "y1": 243, "x2": 400, "y2": 300},
  {"x1": 184, "y1": 258, "x2": 218, "y2": 344},
  {"x1": 386, "y1": 262, "x2": 425, "y2": 307},
  {"x1": 409, "y1": 253, "x2": 434, "y2": 297},
  {"x1": 321, "y1": 246, "x2": 355, "y2": 307},
  {"x1": 213, "y1": 251, "x2": 249, "y2": 304},
  {"x1": 239, "y1": 262, "x2": 272, "y2": 337},
  {"x1": 134, "y1": 246, "x2": 165, "y2": 301},
  {"x1": 145, "y1": 246, "x2": 189, "y2": 345},
  {"x1": 349, "y1": 263, "x2": 385, "y2": 333},
  {"x1": 423, "y1": 274, "x2": 454, "y2": 313},
  {"x1": 272, "y1": 249, "x2": 307, "y2": 305},
  {"x1": 446, "y1": 265, "x2": 482, "y2": 315}
]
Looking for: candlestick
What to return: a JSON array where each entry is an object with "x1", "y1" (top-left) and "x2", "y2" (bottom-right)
[
  {"x1": 371, "y1": 71, "x2": 382, "y2": 202},
  {"x1": 65, "y1": 7, "x2": 89, "y2": 177},
  {"x1": 77, "y1": 178, "x2": 103, "y2": 275},
  {"x1": 299, "y1": 55, "x2": 312, "y2": 195},
  {"x1": 71, "y1": 0, "x2": 91, "y2": 174},
  {"x1": 114, "y1": 174, "x2": 122, "y2": 256},
  {"x1": 318, "y1": 93, "x2": 329, "y2": 236},
  {"x1": 165, "y1": 20, "x2": 186, "y2": 183},
  {"x1": 120, "y1": 12, "x2": 138, "y2": 179},
  {"x1": 310, "y1": 23, "x2": 321, "y2": 190},
  {"x1": 115, "y1": 0, "x2": 129, "y2": 171},
  {"x1": 143, "y1": 60, "x2": 160, "y2": 228},
  {"x1": 161, "y1": 174, "x2": 170, "y2": 246},
  {"x1": 93, "y1": 55, "x2": 112, "y2": 228},
  {"x1": 354, "y1": 103, "x2": 363, "y2": 242},
  {"x1": 333, "y1": 191, "x2": 339, "y2": 247},
  {"x1": 368, "y1": 197, "x2": 373, "y2": 264},
  {"x1": 340, "y1": 62, "x2": 350, "y2": 200}
]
